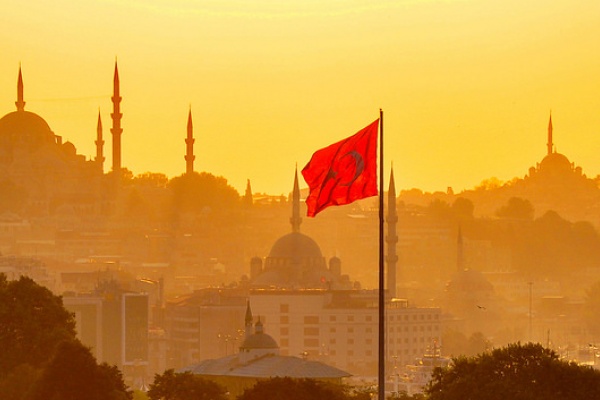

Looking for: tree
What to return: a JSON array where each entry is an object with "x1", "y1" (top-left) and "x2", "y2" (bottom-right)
[
  {"x1": 147, "y1": 369, "x2": 227, "y2": 400},
  {"x1": 30, "y1": 340, "x2": 132, "y2": 400},
  {"x1": 426, "y1": 342, "x2": 600, "y2": 400},
  {"x1": 236, "y1": 377, "x2": 369, "y2": 400},
  {"x1": 168, "y1": 172, "x2": 240, "y2": 214},
  {"x1": 451, "y1": 197, "x2": 474, "y2": 219},
  {"x1": 496, "y1": 197, "x2": 534, "y2": 220},
  {"x1": 0, "y1": 274, "x2": 76, "y2": 377}
]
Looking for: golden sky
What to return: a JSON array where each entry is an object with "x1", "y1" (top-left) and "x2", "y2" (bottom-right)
[{"x1": 1, "y1": 0, "x2": 599, "y2": 195}]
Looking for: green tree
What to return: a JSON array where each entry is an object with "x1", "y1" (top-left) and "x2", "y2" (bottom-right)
[
  {"x1": 147, "y1": 369, "x2": 227, "y2": 400},
  {"x1": 30, "y1": 340, "x2": 132, "y2": 400},
  {"x1": 236, "y1": 377, "x2": 369, "y2": 400},
  {"x1": 0, "y1": 274, "x2": 76, "y2": 377},
  {"x1": 496, "y1": 197, "x2": 534, "y2": 220},
  {"x1": 168, "y1": 172, "x2": 240, "y2": 214},
  {"x1": 451, "y1": 197, "x2": 474, "y2": 219},
  {"x1": 426, "y1": 342, "x2": 600, "y2": 400}
]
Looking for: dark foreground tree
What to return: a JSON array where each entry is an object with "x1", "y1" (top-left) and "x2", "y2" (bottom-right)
[
  {"x1": 30, "y1": 340, "x2": 132, "y2": 400},
  {"x1": 426, "y1": 342, "x2": 600, "y2": 400},
  {"x1": 236, "y1": 377, "x2": 370, "y2": 400},
  {"x1": 0, "y1": 274, "x2": 76, "y2": 377},
  {"x1": 147, "y1": 369, "x2": 227, "y2": 400}
]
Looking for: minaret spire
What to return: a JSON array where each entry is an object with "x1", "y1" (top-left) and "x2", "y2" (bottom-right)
[
  {"x1": 547, "y1": 112, "x2": 553, "y2": 156},
  {"x1": 386, "y1": 167, "x2": 398, "y2": 298},
  {"x1": 291, "y1": 167, "x2": 302, "y2": 233},
  {"x1": 16, "y1": 64, "x2": 25, "y2": 112},
  {"x1": 111, "y1": 61, "x2": 123, "y2": 171},
  {"x1": 244, "y1": 300, "x2": 254, "y2": 339},
  {"x1": 185, "y1": 106, "x2": 195, "y2": 174},
  {"x1": 95, "y1": 109, "x2": 105, "y2": 171}
]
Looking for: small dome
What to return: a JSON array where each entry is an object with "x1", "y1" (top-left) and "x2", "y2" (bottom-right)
[
  {"x1": 240, "y1": 331, "x2": 279, "y2": 350},
  {"x1": 0, "y1": 110, "x2": 56, "y2": 151}
]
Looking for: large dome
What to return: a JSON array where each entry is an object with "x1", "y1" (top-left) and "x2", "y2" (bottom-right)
[
  {"x1": 0, "y1": 110, "x2": 56, "y2": 152},
  {"x1": 539, "y1": 152, "x2": 572, "y2": 173},
  {"x1": 268, "y1": 232, "x2": 323, "y2": 260}
]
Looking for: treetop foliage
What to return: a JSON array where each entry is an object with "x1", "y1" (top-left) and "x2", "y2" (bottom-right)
[
  {"x1": 0, "y1": 274, "x2": 76, "y2": 377},
  {"x1": 426, "y1": 342, "x2": 600, "y2": 400}
]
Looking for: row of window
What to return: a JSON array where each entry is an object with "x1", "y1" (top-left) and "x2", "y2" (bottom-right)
[{"x1": 278, "y1": 312, "x2": 440, "y2": 324}]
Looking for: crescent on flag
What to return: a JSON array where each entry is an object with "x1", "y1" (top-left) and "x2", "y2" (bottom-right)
[{"x1": 339, "y1": 150, "x2": 365, "y2": 186}]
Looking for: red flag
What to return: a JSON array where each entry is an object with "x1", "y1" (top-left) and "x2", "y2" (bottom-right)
[{"x1": 302, "y1": 119, "x2": 379, "y2": 217}]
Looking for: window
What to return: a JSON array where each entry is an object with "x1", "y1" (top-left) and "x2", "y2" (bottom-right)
[
  {"x1": 348, "y1": 315, "x2": 354, "y2": 322},
  {"x1": 330, "y1": 315, "x2": 337, "y2": 322},
  {"x1": 304, "y1": 338, "x2": 319, "y2": 347},
  {"x1": 280, "y1": 316, "x2": 289, "y2": 324},
  {"x1": 280, "y1": 327, "x2": 289, "y2": 336},
  {"x1": 304, "y1": 327, "x2": 319, "y2": 336},
  {"x1": 304, "y1": 316, "x2": 319, "y2": 324},
  {"x1": 280, "y1": 304, "x2": 289, "y2": 313}
]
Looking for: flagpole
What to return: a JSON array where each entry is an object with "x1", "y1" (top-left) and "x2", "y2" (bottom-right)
[{"x1": 378, "y1": 109, "x2": 385, "y2": 400}]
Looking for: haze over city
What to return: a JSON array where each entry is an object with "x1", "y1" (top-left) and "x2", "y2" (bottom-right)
[
  {"x1": 4, "y1": 1, "x2": 600, "y2": 399},
  {"x1": 2, "y1": 0, "x2": 600, "y2": 195}
]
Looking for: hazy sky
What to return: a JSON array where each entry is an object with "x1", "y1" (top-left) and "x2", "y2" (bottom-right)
[{"x1": 1, "y1": 0, "x2": 599, "y2": 195}]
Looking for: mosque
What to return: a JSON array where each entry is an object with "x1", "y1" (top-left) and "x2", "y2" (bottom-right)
[
  {"x1": 0, "y1": 64, "x2": 198, "y2": 219},
  {"x1": 0, "y1": 67, "x2": 105, "y2": 216}
]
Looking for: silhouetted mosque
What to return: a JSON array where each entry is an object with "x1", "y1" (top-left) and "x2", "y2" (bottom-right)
[
  {"x1": 182, "y1": 302, "x2": 349, "y2": 397},
  {"x1": 0, "y1": 64, "x2": 197, "y2": 217},
  {"x1": 248, "y1": 169, "x2": 357, "y2": 290}
]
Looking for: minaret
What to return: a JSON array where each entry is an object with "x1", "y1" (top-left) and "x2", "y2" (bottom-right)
[
  {"x1": 457, "y1": 226, "x2": 464, "y2": 272},
  {"x1": 16, "y1": 65, "x2": 25, "y2": 112},
  {"x1": 547, "y1": 113, "x2": 553, "y2": 156},
  {"x1": 243, "y1": 179, "x2": 253, "y2": 207},
  {"x1": 291, "y1": 167, "x2": 302, "y2": 233},
  {"x1": 185, "y1": 107, "x2": 195, "y2": 174},
  {"x1": 386, "y1": 167, "x2": 398, "y2": 298},
  {"x1": 95, "y1": 110, "x2": 105, "y2": 172},
  {"x1": 244, "y1": 300, "x2": 254, "y2": 339},
  {"x1": 111, "y1": 61, "x2": 123, "y2": 171}
]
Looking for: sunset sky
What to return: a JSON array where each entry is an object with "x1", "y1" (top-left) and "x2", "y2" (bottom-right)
[{"x1": 1, "y1": 0, "x2": 599, "y2": 196}]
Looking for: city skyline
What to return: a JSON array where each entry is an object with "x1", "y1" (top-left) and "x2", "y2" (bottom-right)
[{"x1": 2, "y1": 0, "x2": 599, "y2": 195}]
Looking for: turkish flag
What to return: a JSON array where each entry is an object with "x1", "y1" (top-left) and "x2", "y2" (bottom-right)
[{"x1": 302, "y1": 119, "x2": 379, "y2": 217}]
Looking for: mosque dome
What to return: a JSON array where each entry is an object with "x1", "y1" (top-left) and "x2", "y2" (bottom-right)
[
  {"x1": 0, "y1": 110, "x2": 56, "y2": 152},
  {"x1": 268, "y1": 232, "x2": 324, "y2": 260},
  {"x1": 239, "y1": 322, "x2": 279, "y2": 351},
  {"x1": 539, "y1": 152, "x2": 572, "y2": 173},
  {"x1": 447, "y1": 269, "x2": 493, "y2": 293}
]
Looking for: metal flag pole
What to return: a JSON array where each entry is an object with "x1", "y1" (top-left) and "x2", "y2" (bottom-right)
[{"x1": 378, "y1": 108, "x2": 385, "y2": 400}]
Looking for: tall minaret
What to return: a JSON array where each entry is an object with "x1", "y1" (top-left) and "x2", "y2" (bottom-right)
[
  {"x1": 244, "y1": 300, "x2": 254, "y2": 339},
  {"x1": 386, "y1": 167, "x2": 398, "y2": 298},
  {"x1": 291, "y1": 167, "x2": 302, "y2": 233},
  {"x1": 16, "y1": 65, "x2": 25, "y2": 112},
  {"x1": 547, "y1": 113, "x2": 553, "y2": 156},
  {"x1": 185, "y1": 107, "x2": 195, "y2": 174},
  {"x1": 111, "y1": 61, "x2": 123, "y2": 171},
  {"x1": 95, "y1": 110, "x2": 105, "y2": 172}
]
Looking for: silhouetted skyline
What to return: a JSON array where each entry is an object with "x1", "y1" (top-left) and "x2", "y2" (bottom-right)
[{"x1": 2, "y1": 0, "x2": 599, "y2": 195}]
